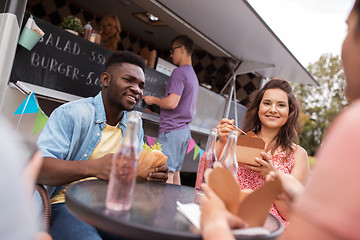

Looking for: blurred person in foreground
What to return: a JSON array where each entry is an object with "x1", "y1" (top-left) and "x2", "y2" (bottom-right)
[
  {"x1": 200, "y1": 1, "x2": 360, "y2": 239},
  {"x1": 0, "y1": 117, "x2": 51, "y2": 240}
]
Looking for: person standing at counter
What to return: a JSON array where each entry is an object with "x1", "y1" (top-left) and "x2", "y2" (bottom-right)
[
  {"x1": 99, "y1": 14, "x2": 121, "y2": 51},
  {"x1": 36, "y1": 50, "x2": 168, "y2": 240},
  {"x1": 143, "y1": 35, "x2": 199, "y2": 185}
]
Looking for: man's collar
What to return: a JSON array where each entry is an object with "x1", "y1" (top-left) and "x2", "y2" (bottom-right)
[
  {"x1": 119, "y1": 111, "x2": 128, "y2": 128},
  {"x1": 95, "y1": 91, "x2": 128, "y2": 128},
  {"x1": 94, "y1": 92, "x2": 107, "y2": 124}
]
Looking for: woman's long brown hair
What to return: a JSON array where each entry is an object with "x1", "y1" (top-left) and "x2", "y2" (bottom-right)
[{"x1": 242, "y1": 79, "x2": 300, "y2": 157}]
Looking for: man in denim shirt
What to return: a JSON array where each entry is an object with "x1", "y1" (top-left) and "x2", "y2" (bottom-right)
[{"x1": 37, "y1": 51, "x2": 168, "y2": 240}]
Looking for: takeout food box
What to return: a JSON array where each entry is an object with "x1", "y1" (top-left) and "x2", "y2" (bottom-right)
[
  {"x1": 208, "y1": 167, "x2": 281, "y2": 227},
  {"x1": 236, "y1": 131, "x2": 265, "y2": 167},
  {"x1": 136, "y1": 143, "x2": 167, "y2": 179}
]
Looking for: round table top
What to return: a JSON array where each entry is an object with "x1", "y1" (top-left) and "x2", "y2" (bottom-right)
[{"x1": 66, "y1": 180, "x2": 283, "y2": 240}]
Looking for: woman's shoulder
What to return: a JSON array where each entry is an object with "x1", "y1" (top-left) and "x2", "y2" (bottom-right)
[
  {"x1": 292, "y1": 144, "x2": 308, "y2": 162},
  {"x1": 274, "y1": 143, "x2": 302, "y2": 156},
  {"x1": 293, "y1": 144, "x2": 307, "y2": 154}
]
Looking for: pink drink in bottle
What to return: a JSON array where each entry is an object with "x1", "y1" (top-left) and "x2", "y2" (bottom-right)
[
  {"x1": 105, "y1": 111, "x2": 141, "y2": 211},
  {"x1": 195, "y1": 128, "x2": 217, "y2": 192},
  {"x1": 106, "y1": 145, "x2": 137, "y2": 211}
]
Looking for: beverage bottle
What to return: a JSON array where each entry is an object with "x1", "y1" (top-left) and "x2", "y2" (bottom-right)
[
  {"x1": 84, "y1": 22, "x2": 92, "y2": 40},
  {"x1": 89, "y1": 30, "x2": 96, "y2": 43},
  {"x1": 95, "y1": 33, "x2": 102, "y2": 45},
  {"x1": 105, "y1": 111, "x2": 141, "y2": 211},
  {"x1": 195, "y1": 128, "x2": 217, "y2": 192},
  {"x1": 219, "y1": 130, "x2": 238, "y2": 178}
]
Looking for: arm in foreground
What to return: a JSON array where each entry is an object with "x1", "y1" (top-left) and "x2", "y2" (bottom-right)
[
  {"x1": 245, "y1": 146, "x2": 309, "y2": 220},
  {"x1": 266, "y1": 171, "x2": 305, "y2": 203},
  {"x1": 275, "y1": 146, "x2": 309, "y2": 220},
  {"x1": 200, "y1": 184, "x2": 247, "y2": 240},
  {"x1": 281, "y1": 103, "x2": 360, "y2": 240}
]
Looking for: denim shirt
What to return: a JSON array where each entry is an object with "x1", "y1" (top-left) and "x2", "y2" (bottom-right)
[{"x1": 36, "y1": 91, "x2": 144, "y2": 198}]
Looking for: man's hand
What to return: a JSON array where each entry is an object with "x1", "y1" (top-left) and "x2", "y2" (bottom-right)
[
  {"x1": 266, "y1": 171, "x2": 304, "y2": 202},
  {"x1": 87, "y1": 153, "x2": 113, "y2": 180},
  {"x1": 146, "y1": 165, "x2": 168, "y2": 182},
  {"x1": 143, "y1": 95, "x2": 157, "y2": 106},
  {"x1": 144, "y1": 108, "x2": 154, "y2": 114}
]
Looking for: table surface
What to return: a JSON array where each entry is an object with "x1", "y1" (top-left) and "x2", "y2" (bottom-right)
[{"x1": 66, "y1": 180, "x2": 283, "y2": 240}]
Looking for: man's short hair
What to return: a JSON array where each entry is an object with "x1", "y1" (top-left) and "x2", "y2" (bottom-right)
[
  {"x1": 172, "y1": 35, "x2": 195, "y2": 56},
  {"x1": 105, "y1": 50, "x2": 146, "y2": 71}
]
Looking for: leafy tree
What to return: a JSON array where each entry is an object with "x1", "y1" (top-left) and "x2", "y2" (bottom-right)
[{"x1": 293, "y1": 53, "x2": 347, "y2": 156}]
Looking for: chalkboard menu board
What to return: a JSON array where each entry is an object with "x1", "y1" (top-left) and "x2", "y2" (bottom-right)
[
  {"x1": 10, "y1": 16, "x2": 169, "y2": 104},
  {"x1": 10, "y1": 17, "x2": 112, "y2": 97},
  {"x1": 137, "y1": 67, "x2": 168, "y2": 114}
]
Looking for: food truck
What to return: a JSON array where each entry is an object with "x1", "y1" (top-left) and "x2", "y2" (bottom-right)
[{"x1": 0, "y1": 0, "x2": 318, "y2": 179}]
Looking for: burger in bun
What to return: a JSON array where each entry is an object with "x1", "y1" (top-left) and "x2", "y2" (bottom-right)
[{"x1": 136, "y1": 143, "x2": 168, "y2": 179}]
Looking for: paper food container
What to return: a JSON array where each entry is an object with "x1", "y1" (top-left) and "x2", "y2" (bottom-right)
[
  {"x1": 136, "y1": 149, "x2": 168, "y2": 179},
  {"x1": 236, "y1": 131, "x2": 265, "y2": 166},
  {"x1": 208, "y1": 167, "x2": 282, "y2": 227}
]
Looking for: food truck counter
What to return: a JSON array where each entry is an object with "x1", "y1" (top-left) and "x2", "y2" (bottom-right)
[{"x1": 9, "y1": 16, "x2": 247, "y2": 173}]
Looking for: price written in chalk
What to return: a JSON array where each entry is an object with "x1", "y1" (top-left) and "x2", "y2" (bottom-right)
[
  {"x1": 27, "y1": 31, "x2": 111, "y2": 90},
  {"x1": 11, "y1": 16, "x2": 168, "y2": 99},
  {"x1": 39, "y1": 33, "x2": 107, "y2": 64},
  {"x1": 30, "y1": 51, "x2": 101, "y2": 88}
]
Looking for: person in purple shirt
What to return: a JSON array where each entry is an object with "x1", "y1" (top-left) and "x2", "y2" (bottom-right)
[{"x1": 143, "y1": 35, "x2": 199, "y2": 184}]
